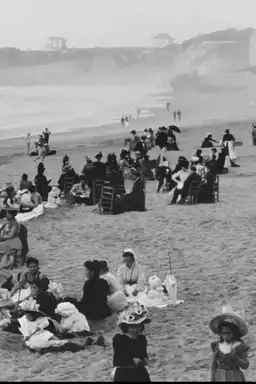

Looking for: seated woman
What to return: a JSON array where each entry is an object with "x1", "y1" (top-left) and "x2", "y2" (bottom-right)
[
  {"x1": 140, "y1": 155, "x2": 155, "y2": 180},
  {"x1": 28, "y1": 185, "x2": 42, "y2": 207},
  {"x1": 201, "y1": 133, "x2": 219, "y2": 148},
  {"x1": 19, "y1": 174, "x2": 33, "y2": 192},
  {"x1": 58, "y1": 155, "x2": 80, "y2": 193},
  {"x1": 117, "y1": 249, "x2": 146, "y2": 297},
  {"x1": 64, "y1": 260, "x2": 110, "y2": 321},
  {"x1": 169, "y1": 163, "x2": 190, "y2": 204},
  {"x1": 99, "y1": 261, "x2": 127, "y2": 313},
  {"x1": 119, "y1": 150, "x2": 132, "y2": 179},
  {"x1": 34, "y1": 162, "x2": 52, "y2": 201},
  {"x1": 18, "y1": 189, "x2": 34, "y2": 213},
  {"x1": 29, "y1": 277, "x2": 60, "y2": 321},
  {"x1": 10, "y1": 257, "x2": 46, "y2": 297},
  {"x1": 198, "y1": 161, "x2": 217, "y2": 203},
  {"x1": 0, "y1": 206, "x2": 22, "y2": 270},
  {"x1": 68, "y1": 175, "x2": 92, "y2": 205},
  {"x1": 120, "y1": 168, "x2": 146, "y2": 212}
]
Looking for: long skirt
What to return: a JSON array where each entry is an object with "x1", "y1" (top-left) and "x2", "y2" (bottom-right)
[
  {"x1": 214, "y1": 368, "x2": 245, "y2": 382},
  {"x1": 114, "y1": 366, "x2": 151, "y2": 382}
]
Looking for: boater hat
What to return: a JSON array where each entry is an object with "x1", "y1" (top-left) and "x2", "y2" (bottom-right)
[
  {"x1": 209, "y1": 305, "x2": 248, "y2": 337},
  {"x1": 117, "y1": 301, "x2": 151, "y2": 325}
]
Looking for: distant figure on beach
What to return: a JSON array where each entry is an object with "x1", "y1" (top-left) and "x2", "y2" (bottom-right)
[
  {"x1": 136, "y1": 108, "x2": 141, "y2": 119},
  {"x1": 201, "y1": 133, "x2": 219, "y2": 148},
  {"x1": 173, "y1": 111, "x2": 177, "y2": 121},
  {"x1": 25, "y1": 133, "x2": 31, "y2": 155},
  {"x1": 121, "y1": 116, "x2": 125, "y2": 126},
  {"x1": 35, "y1": 143, "x2": 48, "y2": 163},
  {"x1": 166, "y1": 102, "x2": 171, "y2": 112},
  {"x1": 43, "y1": 128, "x2": 51, "y2": 144},
  {"x1": 124, "y1": 115, "x2": 130, "y2": 129},
  {"x1": 177, "y1": 110, "x2": 181, "y2": 122}
]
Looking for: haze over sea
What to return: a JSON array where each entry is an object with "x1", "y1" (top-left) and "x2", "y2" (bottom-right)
[{"x1": 0, "y1": 85, "x2": 165, "y2": 140}]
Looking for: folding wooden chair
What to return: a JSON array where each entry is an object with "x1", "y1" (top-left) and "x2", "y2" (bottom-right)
[
  {"x1": 185, "y1": 181, "x2": 202, "y2": 205},
  {"x1": 92, "y1": 179, "x2": 105, "y2": 205},
  {"x1": 63, "y1": 176, "x2": 75, "y2": 198},
  {"x1": 99, "y1": 182, "x2": 115, "y2": 214}
]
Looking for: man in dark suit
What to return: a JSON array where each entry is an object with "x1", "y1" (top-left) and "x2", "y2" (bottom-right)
[
  {"x1": 134, "y1": 135, "x2": 148, "y2": 158},
  {"x1": 170, "y1": 166, "x2": 202, "y2": 204}
]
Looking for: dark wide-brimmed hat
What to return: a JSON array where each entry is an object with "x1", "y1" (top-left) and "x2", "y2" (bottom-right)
[
  {"x1": 209, "y1": 305, "x2": 248, "y2": 337},
  {"x1": 18, "y1": 308, "x2": 47, "y2": 318},
  {"x1": 95, "y1": 152, "x2": 103, "y2": 160},
  {"x1": 5, "y1": 205, "x2": 19, "y2": 216}
]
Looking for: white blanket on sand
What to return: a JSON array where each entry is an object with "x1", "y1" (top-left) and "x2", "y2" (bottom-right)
[{"x1": 16, "y1": 204, "x2": 44, "y2": 223}]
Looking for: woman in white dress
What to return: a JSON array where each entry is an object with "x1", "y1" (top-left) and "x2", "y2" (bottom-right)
[{"x1": 117, "y1": 249, "x2": 146, "y2": 298}]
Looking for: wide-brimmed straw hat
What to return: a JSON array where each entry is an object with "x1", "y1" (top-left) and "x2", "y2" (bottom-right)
[
  {"x1": 117, "y1": 301, "x2": 150, "y2": 325},
  {"x1": 209, "y1": 305, "x2": 248, "y2": 337}
]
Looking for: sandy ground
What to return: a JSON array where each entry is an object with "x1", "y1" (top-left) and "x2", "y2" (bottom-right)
[{"x1": 0, "y1": 112, "x2": 256, "y2": 381}]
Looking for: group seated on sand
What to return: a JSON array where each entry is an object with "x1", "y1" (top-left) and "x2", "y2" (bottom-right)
[
  {"x1": 0, "y1": 248, "x2": 174, "y2": 353},
  {"x1": 155, "y1": 127, "x2": 241, "y2": 204}
]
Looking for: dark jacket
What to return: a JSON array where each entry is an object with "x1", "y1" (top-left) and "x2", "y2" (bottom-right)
[
  {"x1": 34, "y1": 173, "x2": 51, "y2": 201},
  {"x1": 79, "y1": 277, "x2": 110, "y2": 320},
  {"x1": 36, "y1": 291, "x2": 59, "y2": 320},
  {"x1": 182, "y1": 172, "x2": 202, "y2": 196},
  {"x1": 92, "y1": 161, "x2": 106, "y2": 180},
  {"x1": 134, "y1": 141, "x2": 147, "y2": 157},
  {"x1": 155, "y1": 132, "x2": 168, "y2": 148},
  {"x1": 222, "y1": 133, "x2": 235, "y2": 142}
]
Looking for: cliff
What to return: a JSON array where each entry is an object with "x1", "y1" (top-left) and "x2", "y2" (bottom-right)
[{"x1": 0, "y1": 28, "x2": 256, "y2": 88}]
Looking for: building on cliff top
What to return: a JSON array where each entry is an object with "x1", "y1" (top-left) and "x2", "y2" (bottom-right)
[
  {"x1": 152, "y1": 33, "x2": 175, "y2": 48},
  {"x1": 45, "y1": 37, "x2": 67, "y2": 51}
]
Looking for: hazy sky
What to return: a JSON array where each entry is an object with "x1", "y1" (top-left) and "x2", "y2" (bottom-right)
[{"x1": 0, "y1": 0, "x2": 256, "y2": 49}]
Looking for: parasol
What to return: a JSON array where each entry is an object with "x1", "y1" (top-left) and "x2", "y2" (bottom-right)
[{"x1": 168, "y1": 125, "x2": 181, "y2": 133}]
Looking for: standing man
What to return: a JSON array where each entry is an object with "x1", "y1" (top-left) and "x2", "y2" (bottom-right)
[
  {"x1": 134, "y1": 135, "x2": 148, "y2": 158},
  {"x1": 177, "y1": 110, "x2": 181, "y2": 122},
  {"x1": 43, "y1": 128, "x2": 51, "y2": 145},
  {"x1": 25, "y1": 133, "x2": 31, "y2": 155},
  {"x1": 173, "y1": 111, "x2": 177, "y2": 122}
]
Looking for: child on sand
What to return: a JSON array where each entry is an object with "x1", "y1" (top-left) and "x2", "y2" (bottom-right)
[
  {"x1": 209, "y1": 305, "x2": 250, "y2": 382},
  {"x1": 112, "y1": 301, "x2": 151, "y2": 382}
]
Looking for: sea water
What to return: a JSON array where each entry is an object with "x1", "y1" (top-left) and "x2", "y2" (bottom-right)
[{"x1": 0, "y1": 85, "x2": 164, "y2": 140}]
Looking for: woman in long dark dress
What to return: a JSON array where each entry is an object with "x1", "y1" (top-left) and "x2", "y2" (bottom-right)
[
  {"x1": 64, "y1": 260, "x2": 110, "y2": 321},
  {"x1": 198, "y1": 161, "x2": 216, "y2": 203},
  {"x1": 120, "y1": 168, "x2": 146, "y2": 212},
  {"x1": 112, "y1": 301, "x2": 151, "y2": 382},
  {"x1": 34, "y1": 162, "x2": 51, "y2": 201}
]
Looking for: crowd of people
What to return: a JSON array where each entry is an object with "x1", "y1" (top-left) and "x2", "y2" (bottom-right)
[
  {"x1": 25, "y1": 128, "x2": 52, "y2": 161},
  {"x1": 0, "y1": 120, "x2": 250, "y2": 381}
]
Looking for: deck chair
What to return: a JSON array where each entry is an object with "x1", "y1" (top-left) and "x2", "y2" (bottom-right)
[
  {"x1": 99, "y1": 182, "x2": 115, "y2": 214},
  {"x1": 63, "y1": 176, "x2": 75, "y2": 198},
  {"x1": 213, "y1": 175, "x2": 220, "y2": 202},
  {"x1": 92, "y1": 179, "x2": 105, "y2": 205},
  {"x1": 185, "y1": 181, "x2": 202, "y2": 205}
]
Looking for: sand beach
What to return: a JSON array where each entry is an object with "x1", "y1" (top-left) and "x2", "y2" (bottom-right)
[{"x1": 0, "y1": 102, "x2": 255, "y2": 381}]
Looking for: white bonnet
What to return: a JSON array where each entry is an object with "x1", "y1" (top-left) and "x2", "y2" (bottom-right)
[{"x1": 123, "y1": 248, "x2": 136, "y2": 261}]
